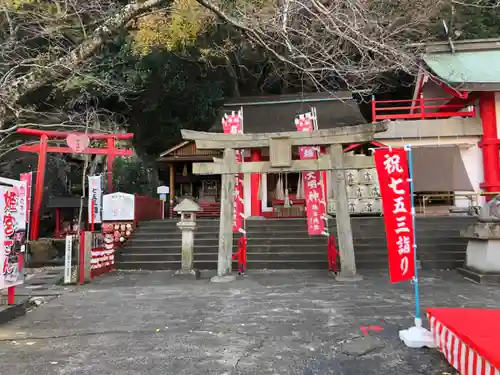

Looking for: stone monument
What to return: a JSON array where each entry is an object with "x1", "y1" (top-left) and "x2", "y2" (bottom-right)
[
  {"x1": 458, "y1": 194, "x2": 500, "y2": 283},
  {"x1": 173, "y1": 198, "x2": 201, "y2": 279}
]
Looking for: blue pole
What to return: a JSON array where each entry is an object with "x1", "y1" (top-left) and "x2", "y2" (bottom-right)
[{"x1": 405, "y1": 145, "x2": 420, "y2": 320}]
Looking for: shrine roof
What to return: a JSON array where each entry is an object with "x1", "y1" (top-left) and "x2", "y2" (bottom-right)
[
  {"x1": 421, "y1": 38, "x2": 500, "y2": 91},
  {"x1": 157, "y1": 140, "x2": 221, "y2": 162},
  {"x1": 212, "y1": 91, "x2": 367, "y2": 133}
]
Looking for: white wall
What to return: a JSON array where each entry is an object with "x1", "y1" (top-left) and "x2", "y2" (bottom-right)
[{"x1": 456, "y1": 144, "x2": 484, "y2": 208}]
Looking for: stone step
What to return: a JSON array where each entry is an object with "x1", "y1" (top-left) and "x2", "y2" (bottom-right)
[
  {"x1": 120, "y1": 243, "x2": 236, "y2": 254},
  {"x1": 116, "y1": 260, "x2": 238, "y2": 271},
  {"x1": 244, "y1": 260, "x2": 329, "y2": 269},
  {"x1": 116, "y1": 216, "x2": 474, "y2": 271},
  {"x1": 121, "y1": 240, "x2": 468, "y2": 256}
]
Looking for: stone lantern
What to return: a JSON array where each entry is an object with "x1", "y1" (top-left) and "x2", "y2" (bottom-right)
[{"x1": 173, "y1": 198, "x2": 202, "y2": 279}]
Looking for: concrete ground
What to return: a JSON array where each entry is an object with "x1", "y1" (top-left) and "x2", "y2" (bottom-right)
[{"x1": 0, "y1": 270, "x2": 498, "y2": 375}]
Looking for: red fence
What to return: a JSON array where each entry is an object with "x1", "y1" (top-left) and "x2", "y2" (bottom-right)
[
  {"x1": 372, "y1": 96, "x2": 476, "y2": 122},
  {"x1": 134, "y1": 194, "x2": 163, "y2": 225}
]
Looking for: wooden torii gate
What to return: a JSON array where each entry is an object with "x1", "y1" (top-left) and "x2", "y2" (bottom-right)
[{"x1": 182, "y1": 121, "x2": 388, "y2": 280}]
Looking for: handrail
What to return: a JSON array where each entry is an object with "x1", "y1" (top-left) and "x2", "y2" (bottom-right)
[{"x1": 372, "y1": 96, "x2": 476, "y2": 122}]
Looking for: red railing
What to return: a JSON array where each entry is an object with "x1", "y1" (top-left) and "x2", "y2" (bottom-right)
[
  {"x1": 372, "y1": 96, "x2": 476, "y2": 122},
  {"x1": 134, "y1": 194, "x2": 163, "y2": 225}
]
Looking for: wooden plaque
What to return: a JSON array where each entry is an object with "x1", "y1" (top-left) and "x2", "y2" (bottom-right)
[{"x1": 269, "y1": 137, "x2": 292, "y2": 167}]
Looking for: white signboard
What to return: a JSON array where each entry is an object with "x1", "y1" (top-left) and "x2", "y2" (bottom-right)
[
  {"x1": 64, "y1": 235, "x2": 73, "y2": 284},
  {"x1": 102, "y1": 192, "x2": 135, "y2": 221},
  {"x1": 88, "y1": 175, "x2": 102, "y2": 224},
  {"x1": 157, "y1": 185, "x2": 169, "y2": 195}
]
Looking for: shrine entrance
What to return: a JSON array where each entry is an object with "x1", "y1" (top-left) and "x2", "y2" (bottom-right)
[
  {"x1": 16, "y1": 128, "x2": 134, "y2": 240},
  {"x1": 181, "y1": 121, "x2": 387, "y2": 279}
]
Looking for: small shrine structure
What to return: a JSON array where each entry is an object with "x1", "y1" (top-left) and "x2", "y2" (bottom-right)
[{"x1": 157, "y1": 92, "x2": 373, "y2": 218}]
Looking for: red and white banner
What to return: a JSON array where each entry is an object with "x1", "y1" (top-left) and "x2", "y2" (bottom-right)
[
  {"x1": 19, "y1": 173, "x2": 32, "y2": 227},
  {"x1": 428, "y1": 309, "x2": 500, "y2": 375},
  {"x1": 222, "y1": 112, "x2": 244, "y2": 233},
  {"x1": 374, "y1": 148, "x2": 415, "y2": 283},
  {"x1": 295, "y1": 113, "x2": 326, "y2": 235}
]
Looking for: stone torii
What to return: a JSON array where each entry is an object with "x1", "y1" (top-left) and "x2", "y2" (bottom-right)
[{"x1": 181, "y1": 121, "x2": 388, "y2": 281}]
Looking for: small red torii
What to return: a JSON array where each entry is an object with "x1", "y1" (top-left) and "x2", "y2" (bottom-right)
[{"x1": 16, "y1": 128, "x2": 134, "y2": 241}]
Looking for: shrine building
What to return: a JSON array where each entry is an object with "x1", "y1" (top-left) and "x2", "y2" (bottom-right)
[
  {"x1": 157, "y1": 38, "x2": 500, "y2": 218},
  {"x1": 157, "y1": 91, "x2": 370, "y2": 218}
]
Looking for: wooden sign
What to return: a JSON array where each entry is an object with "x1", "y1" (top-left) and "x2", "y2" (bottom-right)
[{"x1": 66, "y1": 134, "x2": 90, "y2": 153}]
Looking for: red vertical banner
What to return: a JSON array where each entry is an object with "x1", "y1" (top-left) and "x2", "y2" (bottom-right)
[
  {"x1": 373, "y1": 148, "x2": 415, "y2": 283},
  {"x1": 295, "y1": 113, "x2": 325, "y2": 235},
  {"x1": 222, "y1": 112, "x2": 244, "y2": 233},
  {"x1": 20, "y1": 173, "x2": 32, "y2": 227}
]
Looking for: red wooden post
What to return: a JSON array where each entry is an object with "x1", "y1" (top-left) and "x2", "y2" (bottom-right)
[
  {"x1": 107, "y1": 137, "x2": 115, "y2": 193},
  {"x1": 7, "y1": 286, "x2": 15, "y2": 305},
  {"x1": 79, "y1": 231, "x2": 86, "y2": 285},
  {"x1": 371, "y1": 95, "x2": 377, "y2": 123},
  {"x1": 30, "y1": 135, "x2": 48, "y2": 241},
  {"x1": 419, "y1": 94, "x2": 425, "y2": 119},
  {"x1": 479, "y1": 92, "x2": 500, "y2": 198},
  {"x1": 250, "y1": 149, "x2": 262, "y2": 216},
  {"x1": 91, "y1": 200, "x2": 95, "y2": 232}
]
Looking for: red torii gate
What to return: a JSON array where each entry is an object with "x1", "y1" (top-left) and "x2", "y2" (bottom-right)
[{"x1": 17, "y1": 128, "x2": 134, "y2": 240}]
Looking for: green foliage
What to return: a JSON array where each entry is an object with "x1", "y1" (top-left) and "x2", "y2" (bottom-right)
[
  {"x1": 453, "y1": 5, "x2": 500, "y2": 40},
  {"x1": 113, "y1": 156, "x2": 158, "y2": 195},
  {"x1": 132, "y1": 0, "x2": 212, "y2": 56},
  {"x1": 124, "y1": 49, "x2": 226, "y2": 156}
]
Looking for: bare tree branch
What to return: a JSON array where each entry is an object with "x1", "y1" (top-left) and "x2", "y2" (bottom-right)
[
  {"x1": 0, "y1": 0, "x2": 171, "y2": 128},
  {"x1": 195, "y1": 0, "x2": 500, "y2": 91}
]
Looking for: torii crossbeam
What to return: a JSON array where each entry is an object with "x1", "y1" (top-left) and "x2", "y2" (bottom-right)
[
  {"x1": 17, "y1": 128, "x2": 134, "y2": 240},
  {"x1": 181, "y1": 121, "x2": 388, "y2": 280}
]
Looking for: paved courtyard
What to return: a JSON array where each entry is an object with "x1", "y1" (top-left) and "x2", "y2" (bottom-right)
[{"x1": 0, "y1": 269, "x2": 498, "y2": 374}]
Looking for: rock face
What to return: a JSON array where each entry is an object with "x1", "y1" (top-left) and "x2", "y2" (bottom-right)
[{"x1": 29, "y1": 238, "x2": 58, "y2": 264}]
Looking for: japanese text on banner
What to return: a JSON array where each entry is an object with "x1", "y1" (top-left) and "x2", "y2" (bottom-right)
[
  {"x1": 222, "y1": 112, "x2": 244, "y2": 233},
  {"x1": 20, "y1": 173, "x2": 32, "y2": 226},
  {"x1": 374, "y1": 148, "x2": 415, "y2": 283},
  {"x1": 294, "y1": 114, "x2": 325, "y2": 235},
  {"x1": 0, "y1": 185, "x2": 26, "y2": 289}
]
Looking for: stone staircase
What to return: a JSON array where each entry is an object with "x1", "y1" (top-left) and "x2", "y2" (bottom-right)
[{"x1": 116, "y1": 217, "x2": 476, "y2": 271}]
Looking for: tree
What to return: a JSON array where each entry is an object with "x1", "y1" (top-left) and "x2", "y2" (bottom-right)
[
  {"x1": 0, "y1": 0, "x2": 172, "y2": 131},
  {"x1": 192, "y1": 0, "x2": 500, "y2": 91}
]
